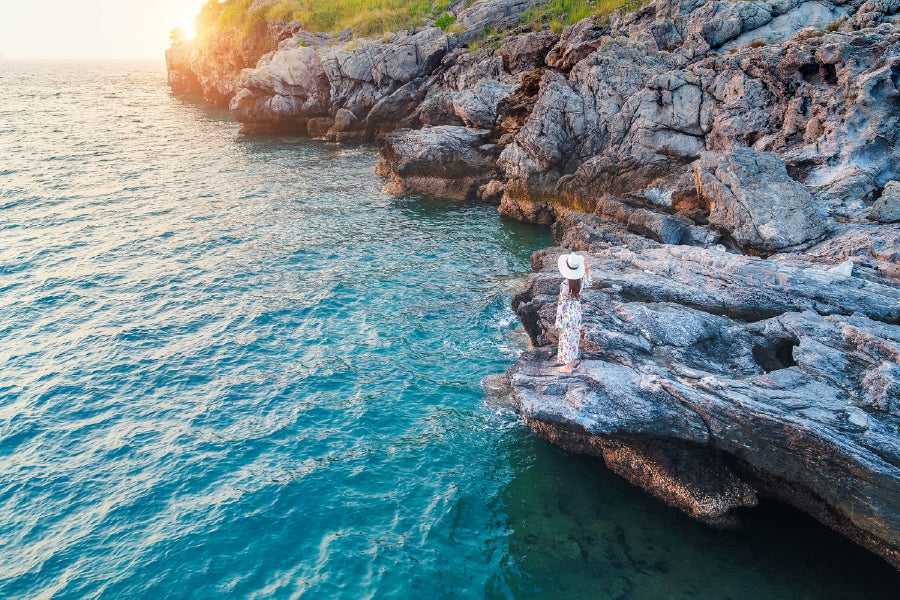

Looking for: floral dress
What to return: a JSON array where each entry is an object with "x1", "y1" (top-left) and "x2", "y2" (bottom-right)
[{"x1": 555, "y1": 273, "x2": 592, "y2": 365}]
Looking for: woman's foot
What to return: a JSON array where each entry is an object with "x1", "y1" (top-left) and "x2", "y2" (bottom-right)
[{"x1": 557, "y1": 363, "x2": 574, "y2": 374}]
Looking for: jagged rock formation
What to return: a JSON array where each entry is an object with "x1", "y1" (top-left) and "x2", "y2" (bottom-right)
[
  {"x1": 167, "y1": 0, "x2": 899, "y2": 232},
  {"x1": 166, "y1": 18, "x2": 305, "y2": 106},
  {"x1": 499, "y1": 0, "x2": 899, "y2": 237},
  {"x1": 692, "y1": 148, "x2": 829, "y2": 252},
  {"x1": 166, "y1": 0, "x2": 900, "y2": 569},
  {"x1": 511, "y1": 215, "x2": 900, "y2": 568}
]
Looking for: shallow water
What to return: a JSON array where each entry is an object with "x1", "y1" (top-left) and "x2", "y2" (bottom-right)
[{"x1": 1, "y1": 61, "x2": 897, "y2": 599}]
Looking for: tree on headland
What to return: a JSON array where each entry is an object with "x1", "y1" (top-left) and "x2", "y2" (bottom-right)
[{"x1": 170, "y1": 27, "x2": 188, "y2": 43}]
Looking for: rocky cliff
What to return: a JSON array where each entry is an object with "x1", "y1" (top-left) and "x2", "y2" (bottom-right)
[
  {"x1": 166, "y1": 0, "x2": 900, "y2": 570},
  {"x1": 511, "y1": 213, "x2": 900, "y2": 568}
]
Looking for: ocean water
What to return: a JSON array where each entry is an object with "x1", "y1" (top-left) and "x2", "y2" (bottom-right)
[{"x1": 1, "y1": 60, "x2": 898, "y2": 599}]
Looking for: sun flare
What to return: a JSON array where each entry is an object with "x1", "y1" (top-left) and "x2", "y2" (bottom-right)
[{"x1": 174, "y1": 14, "x2": 197, "y2": 40}]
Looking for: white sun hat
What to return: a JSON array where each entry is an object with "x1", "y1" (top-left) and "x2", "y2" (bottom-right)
[{"x1": 557, "y1": 252, "x2": 585, "y2": 279}]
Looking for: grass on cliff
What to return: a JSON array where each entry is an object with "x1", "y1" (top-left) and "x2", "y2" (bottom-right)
[
  {"x1": 523, "y1": 0, "x2": 650, "y2": 33},
  {"x1": 193, "y1": 0, "x2": 652, "y2": 53},
  {"x1": 194, "y1": 0, "x2": 454, "y2": 42}
]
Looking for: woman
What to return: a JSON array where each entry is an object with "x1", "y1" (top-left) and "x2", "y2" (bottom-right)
[{"x1": 555, "y1": 251, "x2": 592, "y2": 373}]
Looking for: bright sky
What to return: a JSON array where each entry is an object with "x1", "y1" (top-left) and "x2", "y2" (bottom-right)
[{"x1": 0, "y1": 1, "x2": 207, "y2": 59}]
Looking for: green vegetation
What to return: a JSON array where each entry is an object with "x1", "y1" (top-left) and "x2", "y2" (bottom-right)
[
  {"x1": 189, "y1": 0, "x2": 654, "y2": 54},
  {"x1": 522, "y1": 0, "x2": 649, "y2": 32},
  {"x1": 434, "y1": 13, "x2": 456, "y2": 31},
  {"x1": 194, "y1": 0, "x2": 454, "y2": 43}
]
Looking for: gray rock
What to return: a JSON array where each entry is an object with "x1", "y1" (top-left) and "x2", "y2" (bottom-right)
[
  {"x1": 164, "y1": 42, "x2": 202, "y2": 95},
  {"x1": 229, "y1": 44, "x2": 330, "y2": 133},
  {"x1": 870, "y1": 181, "x2": 900, "y2": 223},
  {"x1": 306, "y1": 117, "x2": 334, "y2": 138},
  {"x1": 376, "y1": 126, "x2": 497, "y2": 199},
  {"x1": 320, "y1": 27, "x2": 450, "y2": 118},
  {"x1": 494, "y1": 1, "x2": 900, "y2": 224},
  {"x1": 419, "y1": 79, "x2": 516, "y2": 129},
  {"x1": 327, "y1": 107, "x2": 367, "y2": 141},
  {"x1": 552, "y1": 212, "x2": 663, "y2": 254},
  {"x1": 477, "y1": 179, "x2": 506, "y2": 204},
  {"x1": 365, "y1": 79, "x2": 427, "y2": 135},
  {"x1": 228, "y1": 27, "x2": 452, "y2": 134},
  {"x1": 510, "y1": 224, "x2": 900, "y2": 566},
  {"x1": 719, "y1": 2, "x2": 849, "y2": 52},
  {"x1": 545, "y1": 17, "x2": 607, "y2": 71},
  {"x1": 698, "y1": 25, "x2": 900, "y2": 219},
  {"x1": 796, "y1": 222, "x2": 900, "y2": 283},
  {"x1": 332, "y1": 108, "x2": 359, "y2": 132},
  {"x1": 689, "y1": 0, "x2": 774, "y2": 49},
  {"x1": 626, "y1": 209, "x2": 690, "y2": 245},
  {"x1": 456, "y1": 0, "x2": 542, "y2": 39},
  {"x1": 693, "y1": 149, "x2": 829, "y2": 252},
  {"x1": 498, "y1": 30, "x2": 559, "y2": 72},
  {"x1": 848, "y1": 0, "x2": 900, "y2": 29}
]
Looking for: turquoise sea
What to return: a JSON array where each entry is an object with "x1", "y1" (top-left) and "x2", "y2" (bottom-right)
[{"x1": 1, "y1": 61, "x2": 898, "y2": 599}]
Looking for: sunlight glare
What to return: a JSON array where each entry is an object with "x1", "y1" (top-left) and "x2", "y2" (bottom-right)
[{"x1": 175, "y1": 13, "x2": 197, "y2": 40}]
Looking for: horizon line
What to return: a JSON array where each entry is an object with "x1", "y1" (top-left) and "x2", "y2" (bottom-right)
[{"x1": 1, "y1": 56, "x2": 167, "y2": 61}]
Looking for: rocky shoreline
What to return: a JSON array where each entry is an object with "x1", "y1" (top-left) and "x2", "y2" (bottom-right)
[{"x1": 167, "y1": 0, "x2": 900, "y2": 569}]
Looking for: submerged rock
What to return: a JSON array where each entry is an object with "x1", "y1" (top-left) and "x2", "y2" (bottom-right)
[{"x1": 510, "y1": 218, "x2": 900, "y2": 568}]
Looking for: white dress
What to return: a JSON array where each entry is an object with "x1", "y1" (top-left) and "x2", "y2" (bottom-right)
[{"x1": 554, "y1": 273, "x2": 591, "y2": 365}]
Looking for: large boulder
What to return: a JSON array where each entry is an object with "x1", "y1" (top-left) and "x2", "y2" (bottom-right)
[
  {"x1": 418, "y1": 79, "x2": 517, "y2": 129},
  {"x1": 693, "y1": 148, "x2": 829, "y2": 252},
  {"x1": 869, "y1": 181, "x2": 900, "y2": 224},
  {"x1": 376, "y1": 126, "x2": 499, "y2": 199},
  {"x1": 229, "y1": 44, "x2": 331, "y2": 134}
]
